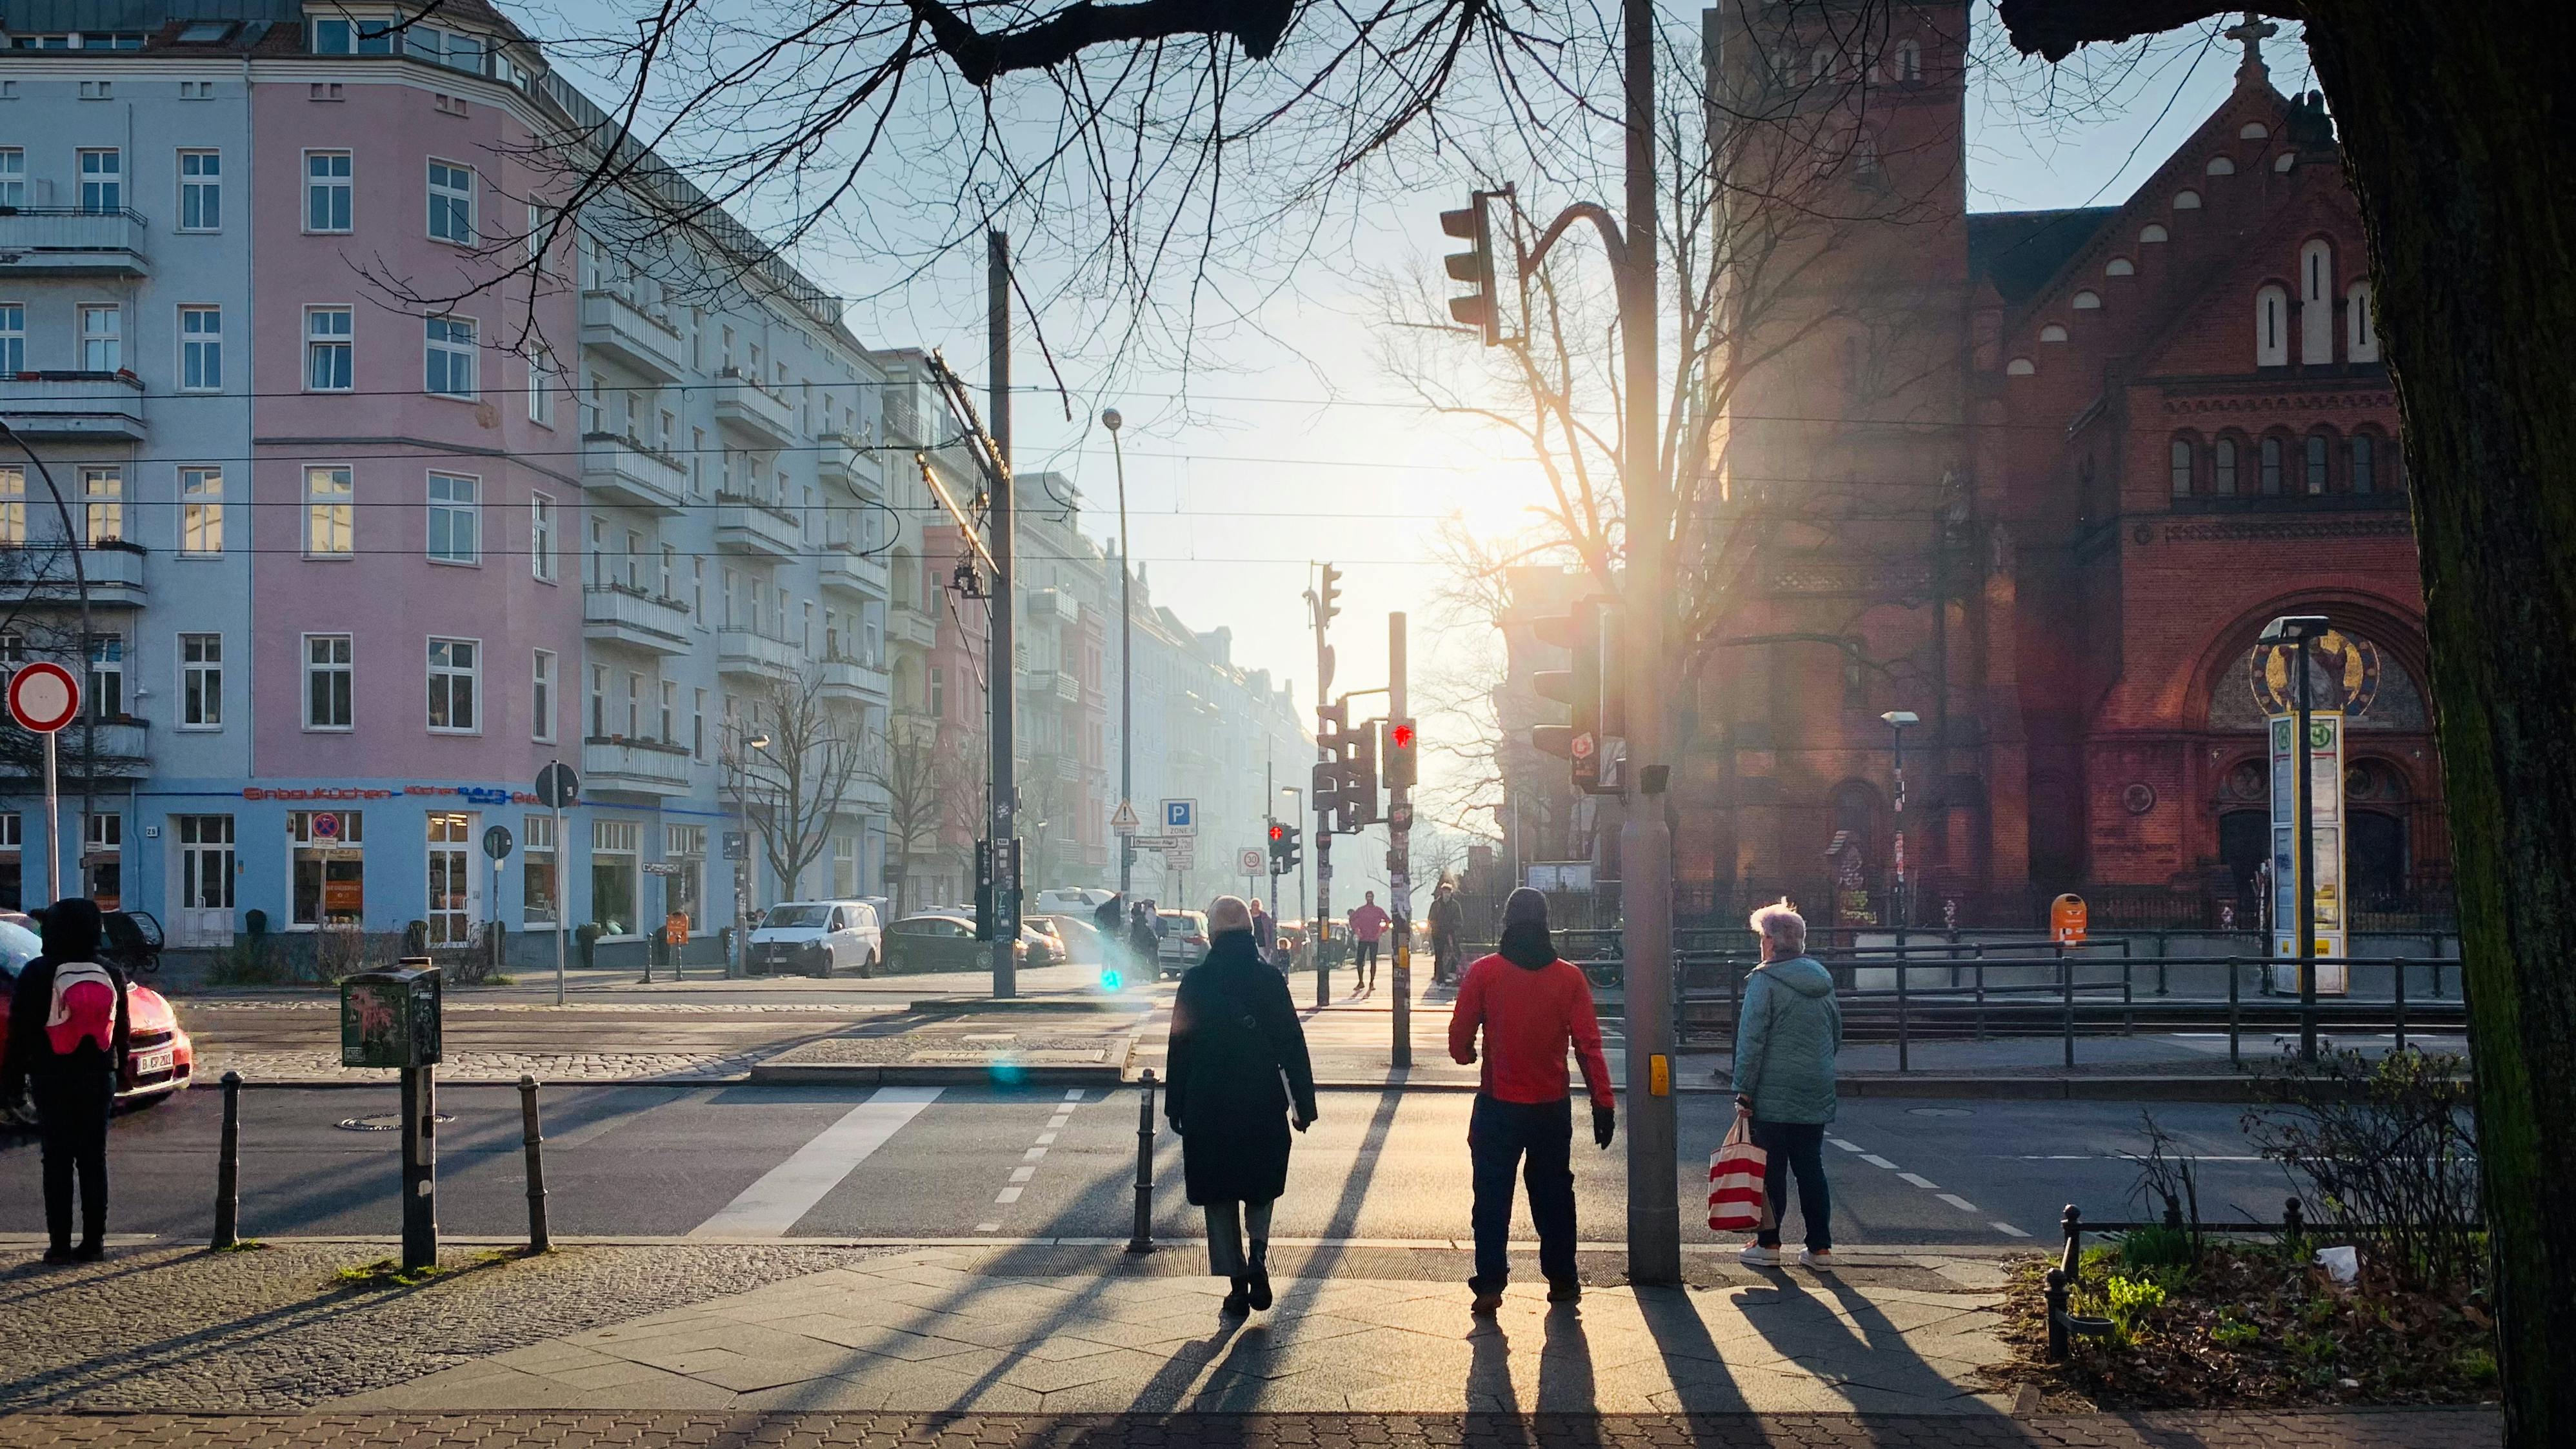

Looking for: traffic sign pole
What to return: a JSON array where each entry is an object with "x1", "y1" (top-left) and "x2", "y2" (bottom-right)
[{"x1": 43, "y1": 730, "x2": 59, "y2": 903}]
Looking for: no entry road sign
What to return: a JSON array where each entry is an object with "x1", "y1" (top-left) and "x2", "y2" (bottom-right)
[{"x1": 6, "y1": 661, "x2": 79, "y2": 734}]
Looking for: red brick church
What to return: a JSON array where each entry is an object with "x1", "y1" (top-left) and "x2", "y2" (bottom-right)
[{"x1": 1668, "y1": 4, "x2": 2445, "y2": 930}]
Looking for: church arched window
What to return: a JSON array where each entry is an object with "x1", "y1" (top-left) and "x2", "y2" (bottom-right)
[
  {"x1": 2071, "y1": 290, "x2": 2102, "y2": 310},
  {"x1": 2039, "y1": 323, "x2": 2068, "y2": 343},
  {"x1": 2173, "y1": 189, "x2": 2202, "y2": 209},
  {"x1": 2206, "y1": 155, "x2": 2235, "y2": 175},
  {"x1": 2347, "y1": 280, "x2": 2379, "y2": 362},
  {"x1": 2139, "y1": 223, "x2": 2168, "y2": 243},
  {"x1": 2299, "y1": 239, "x2": 2335, "y2": 363},
  {"x1": 2349, "y1": 430, "x2": 2379, "y2": 495},
  {"x1": 1811, "y1": 45, "x2": 1836, "y2": 84},
  {"x1": 2213, "y1": 435, "x2": 2241, "y2": 495},
  {"x1": 2259, "y1": 434, "x2": 2286, "y2": 494},
  {"x1": 2170, "y1": 435, "x2": 2197, "y2": 497},
  {"x1": 2239, "y1": 122, "x2": 2269, "y2": 139},
  {"x1": 2005, "y1": 357, "x2": 2035, "y2": 377},
  {"x1": 1895, "y1": 39, "x2": 1921, "y2": 85},
  {"x1": 2105, "y1": 257, "x2": 2134, "y2": 276},
  {"x1": 2306, "y1": 429, "x2": 2335, "y2": 494},
  {"x1": 2255, "y1": 284, "x2": 2289, "y2": 366}
]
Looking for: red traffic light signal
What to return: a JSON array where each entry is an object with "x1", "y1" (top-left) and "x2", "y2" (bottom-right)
[
  {"x1": 1390, "y1": 722, "x2": 1415, "y2": 750},
  {"x1": 1268, "y1": 823, "x2": 1286, "y2": 843}
]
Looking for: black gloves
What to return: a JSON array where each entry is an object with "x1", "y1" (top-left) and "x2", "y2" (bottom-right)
[{"x1": 1593, "y1": 1105, "x2": 1616, "y2": 1149}]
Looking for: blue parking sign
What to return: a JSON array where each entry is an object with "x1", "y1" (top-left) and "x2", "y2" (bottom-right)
[{"x1": 1162, "y1": 799, "x2": 1196, "y2": 834}]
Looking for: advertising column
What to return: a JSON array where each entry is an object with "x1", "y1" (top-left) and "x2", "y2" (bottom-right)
[{"x1": 2268, "y1": 709, "x2": 2348, "y2": 992}]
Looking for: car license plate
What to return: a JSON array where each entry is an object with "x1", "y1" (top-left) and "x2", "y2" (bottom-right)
[{"x1": 134, "y1": 1049, "x2": 174, "y2": 1077}]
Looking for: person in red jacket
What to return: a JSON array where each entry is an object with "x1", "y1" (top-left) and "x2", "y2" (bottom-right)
[{"x1": 1448, "y1": 887, "x2": 1613, "y2": 1312}]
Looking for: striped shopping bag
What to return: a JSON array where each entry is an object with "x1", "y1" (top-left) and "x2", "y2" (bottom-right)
[{"x1": 1707, "y1": 1115, "x2": 1771, "y2": 1234}]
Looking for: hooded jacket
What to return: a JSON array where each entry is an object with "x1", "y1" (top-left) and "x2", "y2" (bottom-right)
[
  {"x1": 1448, "y1": 895, "x2": 1613, "y2": 1111},
  {"x1": 3, "y1": 899, "x2": 132, "y2": 1099},
  {"x1": 1730, "y1": 955, "x2": 1842, "y2": 1124}
]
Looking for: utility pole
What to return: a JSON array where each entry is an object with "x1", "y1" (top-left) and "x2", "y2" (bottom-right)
[
  {"x1": 1311, "y1": 567, "x2": 1336, "y2": 1008},
  {"x1": 1387, "y1": 612, "x2": 1412, "y2": 1070},
  {"x1": 1612, "y1": 0, "x2": 1678, "y2": 1284},
  {"x1": 1105, "y1": 408, "x2": 1135, "y2": 901},
  {"x1": 986, "y1": 229, "x2": 1019, "y2": 999}
]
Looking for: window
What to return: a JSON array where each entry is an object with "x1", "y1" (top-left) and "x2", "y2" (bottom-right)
[
  {"x1": 2306, "y1": 432, "x2": 2331, "y2": 495},
  {"x1": 179, "y1": 466, "x2": 223, "y2": 555},
  {"x1": 2168, "y1": 437, "x2": 2194, "y2": 497},
  {"x1": 525, "y1": 348, "x2": 554, "y2": 424},
  {"x1": 2255, "y1": 284, "x2": 2289, "y2": 366},
  {"x1": 86, "y1": 634, "x2": 123, "y2": 719},
  {"x1": 522, "y1": 813, "x2": 556, "y2": 926},
  {"x1": 2259, "y1": 436, "x2": 2284, "y2": 495},
  {"x1": 665, "y1": 824, "x2": 705, "y2": 930},
  {"x1": 2350, "y1": 432, "x2": 2377, "y2": 495},
  {"x1": 305, "y1": 306, "x2": 352, "y2": 390},
  {"x1": 305, "y1": 634, "x2": 353, "y2": 729},
  {"x1": 178, "y1": 149, "x2": 220, "y2": 230},
  {"x1": 310, "y1": 17, "x2": 394, "y2": 53},
  {"x1": 2347, "y1": 281, "x2": 2379, "y2": 363},
  {"x1": 589, "y1": 664, "x2": 606, "y2": 737},
  {"x1": 425, "y1": 315, "x2": 477, "y2": 397},
  {"x1": 692, "y1": 688, "x2": 707, "y2": 760},
  {"x1": 0, "y1": 303, "x2": 19, "y2": 374},
  {"x1": 77, "y1": 148, "x2": 120, "y2": 212},
  {"x1": 2213, "y1": 437, "x2": 2239, "y2": 495},
  {"x1": 79, "y1": 304, "x2": 120, "y2": 371},
  {"x1": 179, "y1": 632, "x2": 221, "y2": 727},
  {"x1": 0, "y1": 466, "x2": 21, "y2": 545},
  {"x1": 305, "y1": 150, "x2": 352, "y2": 232},
  {"x1": 2299, "y1": 239, "x2": 2335, "y2": 364},
  {"x1": 427, "y1": 637, "x2": 479, "y2": 732},
  {"x1": 930, "y1": 665, "x2": 945, "y2": 717},
  {"x1": 0, "y1": 148, "x2": 20, "y2": 208},
  {"x1": 659, "y1": 679, "x2": 676, "y2": 742},
  {"x1": 529, "y1": 492, "x2": 555, "y2": 581},
  {"x1": 305, "y1": 466, "x2": 353, "y2": 556},
  {"x1": 427, "y1": 472, "x2": 479, "y2": 563},
  {"x1": 426, "y1": 812, "x2": 476, "y2": 946},
  {"x1": 85, "y1": 811, "x2": 121, "y2": 906},
  {"x1": 2071, "y1": 290, "x2": 2101, "y2": 310},
  {"x1": 289, "y1": 809, "x2": 363, "y2": 926},
  {"x1": 833, "y1": 836, "x2": 858, "y2": 897},
  {"x1": 178, "y1": 305, "x2": 222, "y2": 390},
  {"x1": 177, "y1": 815, "x2": 234, "y2": 912},
  {"x1": 1894, "y1": 38, "x2": 1921, "y2": 83},
  {"x1": 81, "y1": 467, "x2": 121, "y2": 543},
  {"x1": 592, "y1": 819, "x2": 639, "y2": 935},
  {"x1": 427, "y1": 160, "x2": 474, "y2": 244},
  {"x1": 532, "y1": 649, "x2": 555, "y2": 742}
]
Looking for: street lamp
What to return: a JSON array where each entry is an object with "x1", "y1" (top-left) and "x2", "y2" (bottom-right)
[
  {"x1": 1103, "y1": 406, "x2": 1135, "y2": 901},
  {"x1": 2259, "y1": 614, "x2": 2331, "y2": 1061},
  {"x1": 1879, "y1": 711, "x2": 1919, "y2": 945},
  {"x1": 728, "y1": 729, "x2": 772, "y2": 979}
]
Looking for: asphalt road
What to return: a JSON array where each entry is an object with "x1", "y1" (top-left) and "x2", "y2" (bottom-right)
[{"x1": 0, "y1": 1083, "x2": 2304, "y2": 1250}]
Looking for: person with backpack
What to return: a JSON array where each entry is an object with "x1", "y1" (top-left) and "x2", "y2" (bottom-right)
[
  {"x1": 1731, "y1": 900, "x2": 1844, "y2": 1268},
  {"x1": 1448, "y1": 888, "x2": 1613, "y2": 1313},
  {"x1": 2, "y1": 899, "x2": 132, "y2": 1263},
  {"x1": 1165, "y1": 895, "x2": 1317, "y2": 1315}
]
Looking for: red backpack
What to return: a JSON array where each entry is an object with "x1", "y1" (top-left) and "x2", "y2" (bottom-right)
[{"x1": 45, "y1": 962, "x2": 117, "y2": 1056}]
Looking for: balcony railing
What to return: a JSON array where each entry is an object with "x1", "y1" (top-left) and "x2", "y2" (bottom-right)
[
  {"x1": 712, "y1": 368, "x2": 796, "y2": 445},
  {"x1": 5, "y1": 540, "x2": 147, "y2": 608},
  {"x1": 580, "y1": 433, "x2": 688, "y2": 514},
  {"x1": 713, "y1": 492, "x2": 804, "y2": 559},
  {"x1": 582, "y1": 585, "x2": 693, "y2": 654},
  {"x1": 815, "y1": 432, "x2": 880, "y2": 493},
  {"x1": 818, "y1": 656, "x2": 891, "y2": 704},
  {"x1": 891, "y1": 601, "x2": 940, "y2": 648},
  {"x1": 817, "y1": 541, "x2": 886, "y2": 597},
  {"x1": 583, "y1": 735, "x2": 694, "y2": 795},
  {"x1": 579, "y1": 290, "x2": 684, "y2": 382},
  {"x1": 0, "y1": 207, "x2": 149, "y2": 275},
  {"x1": 715, "y1": 626, "x2": 799, "y2": 682},
  {"x1": 0, "y1": 372, "x2": 146, "y2": 441}
]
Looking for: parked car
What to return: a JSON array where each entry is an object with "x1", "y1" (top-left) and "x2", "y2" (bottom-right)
[
  {"x1": 0, "y1": 914, "x2": 194, "y2": 1124},
  {"x1": 1032, "y1": 887, "x2": 1113, "y2": 915},
  {"x1": 746, "y1": 900, "x2": 883, "y2": 977},
  {"x1": 1154, "y1": 909, "x2": 1209, "y2": 977},
  {"x1": 1020, "y1": 918, "x2": 1066, "y2": 968}
]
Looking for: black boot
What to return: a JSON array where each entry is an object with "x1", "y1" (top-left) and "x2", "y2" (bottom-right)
[
  {"x1": 1221, "y1": 1276, "x2": 1252, "y2": 1315},
  {"x1": 1247, "y1": 1248, "x2": 1273, "y2": 1311}
]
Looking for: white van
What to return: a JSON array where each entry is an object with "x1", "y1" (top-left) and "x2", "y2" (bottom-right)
[
  {"x1": 1033, "y1": 887, "x2": 1114, "y2": 915},
  {"x1": 747, "y1": 899, "x2": 884, "y2": 977}
]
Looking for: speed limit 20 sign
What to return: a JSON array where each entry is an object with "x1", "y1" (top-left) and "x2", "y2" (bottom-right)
[{"x1": 6, "y1": 661, "x2": 80, "y2": 734}]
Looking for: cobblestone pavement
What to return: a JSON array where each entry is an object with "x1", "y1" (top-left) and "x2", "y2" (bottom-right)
[
  {"x1": 0, "y1": 1244, "x2": 893, "y2": 1410},
  {"x1": 0, "y1": 1410, "x2": 2506, "y2": 1448},
  {"x1": 197, "y1": 1048, "x2": 765, "y2": 1083}
]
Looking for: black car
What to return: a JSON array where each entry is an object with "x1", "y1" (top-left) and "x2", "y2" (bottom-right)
[{"x1": 0, "y1": 908, "x2": 161, "y2": 975}]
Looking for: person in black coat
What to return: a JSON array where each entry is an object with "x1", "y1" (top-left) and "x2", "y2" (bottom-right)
[
  {"x1": 1, "y1": 899, "x2": 131, "y2": 1262},
  {"x1": 1165, "y1": 895, "x2": 1317, "y2": 1314}
]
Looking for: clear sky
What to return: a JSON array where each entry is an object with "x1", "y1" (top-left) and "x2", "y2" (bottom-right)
[{"x1": 530, "y1": 2, "x2": 2315, "y2": 832}]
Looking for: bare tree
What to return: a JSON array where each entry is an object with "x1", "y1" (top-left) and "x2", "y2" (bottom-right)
[
  {"x1": 740, "y1": 670, "x2": 873, "y2": 901},
  {"x1": 872, "y1": 711, "x2": 946, "y2": 919}
]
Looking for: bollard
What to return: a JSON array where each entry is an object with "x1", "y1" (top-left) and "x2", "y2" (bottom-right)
[
  {"x1": 1126, "y1": 1069, "x2": 1157, "y2": 1254},
  {"x1": 2392, "y1": 957, "x2": 2408, "y2": 1054},
  {"x1": 1895, "y1": 955, "x2": 1910, "y2": 1074},
  {"x1": 212, "y1": 1070, "x2": 243, "y2": 1250},
  {"x1": 2059, "y1": 1204, "x2": 2084, "y2": 1284},
  {"x1": 517, "y1": 1074, "x2": 551, "y2": 1254},
  {"x1": 2282, "y1": 1197, "x2": 2304, "y2": 1242},
  {"x1": 2044, "y1": 1268, "x2": 2072, "y2": 1361}
]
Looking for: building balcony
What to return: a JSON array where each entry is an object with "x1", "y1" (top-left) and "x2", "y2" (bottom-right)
[
  {"x1": 815, "y1": 432, "x2": 880, "y2": 494},
  {"x1": 583, "y1": 735, "x2": 694, "y2": 796},
  {"x1": 713, "y1": 492, "x2": 803, "y2": 559},
  {"x1": 892, "y1": 602, "x2": 940, "y2": 649},
  {"x1": 580, "y1": 433, "x2": 688, "y2": 514},
  {"x1": 0, "y1": 208, "x2": 149, "y2": 276},
  {"x1": 5, "y1": 541, "x2": 148, "y2": 608},
  {"x1": 579, "y1": 290, "x2": 684, "y2": 383},
  {"x1": 817, "y1": 541, "x2": 887, "y2": 597},
  {"x1": 0, "y1": 372, "x2": 146, "y2": 441},
  {"x1": 715, "y1": 626, "x2": 799, "y2": 684},
  {"x1": 1055, "y1": 671, "x2": 1083, "y2": 705},
  {"x1": 712, "y1": 369, "x2": 796, "y2": 446},
  {"x1": 818, "y1": 656, "x2": 891, "y2": 705},
  {"x1": 583, "y1": 585, "x2": 692, "y2": 655}
]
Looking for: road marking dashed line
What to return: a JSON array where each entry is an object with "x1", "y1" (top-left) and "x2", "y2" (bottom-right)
[
  {"x1": 1992, "y1": 1221, "x2": 2032, "y2": 1237},
  {"x1": 1897, "y1": 1172, "x2": 1941, "y2": 1190},
  {"x1": 1833, "y1": 1134, "x2": 2030, "y2": 1242},
  {"x1": 1936, "y1": 1194, "x2": 1981, "y2": 1214},
  {"x1": 1861, "y1": 1154, "x2": 1901, "y2": 1170},
  {"x1": 1828, "y1": 1138, "x2": 1864, "y2": 1153},
  {"x1": 984, "y1": 1091, "x2": 1090, "y2": 1223}
]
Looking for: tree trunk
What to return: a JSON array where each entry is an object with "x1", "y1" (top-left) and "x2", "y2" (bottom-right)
[{"x1": 2297, "y1": 6, "x2": 2576, "y2": 1443}]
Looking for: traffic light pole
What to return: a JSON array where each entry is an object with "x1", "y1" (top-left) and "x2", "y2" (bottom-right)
[
  {"x1": 986, "y1": 231, "x2": 1018, "y2": 999},
  {"x1": 1387, "y1": 612, "x2": 1412, "y2": 1070}
]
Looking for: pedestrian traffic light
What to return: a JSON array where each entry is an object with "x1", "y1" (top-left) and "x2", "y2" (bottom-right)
[
  {"x1": 1383, "y1": 717, "x2": 1419, "y2": 789},
  {"x1": 1269, "y1": 821, "x2": 1303, "y2": 872},
  {"x1": 1316, "y1": 563, "x2": 1343, "y2": 626},
  {"x1": 1441, "y1": 191, "x2": 1503, "y2": 346},
  {"x1": 1530, "y1": 597, "x2": 1626, "y2": 795}
]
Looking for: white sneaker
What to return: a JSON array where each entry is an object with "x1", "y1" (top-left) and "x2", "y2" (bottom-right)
[
  {"x1": 1738, "y1": 1243, "x2": 1780, "y2": 1266},
  {"x1": 1800, "y1": 1248, "x2": 1836, "y2": 1270}
]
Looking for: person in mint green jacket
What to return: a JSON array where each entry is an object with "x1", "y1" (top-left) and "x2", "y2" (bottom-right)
[{"x1": 1730, "y1": 901, "x2": 1843, "y2": 1268}]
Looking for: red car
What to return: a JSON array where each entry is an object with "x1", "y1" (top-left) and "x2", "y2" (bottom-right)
[{"x1": 0, "y1": 912, "x2": 194, "y2": 1123}]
